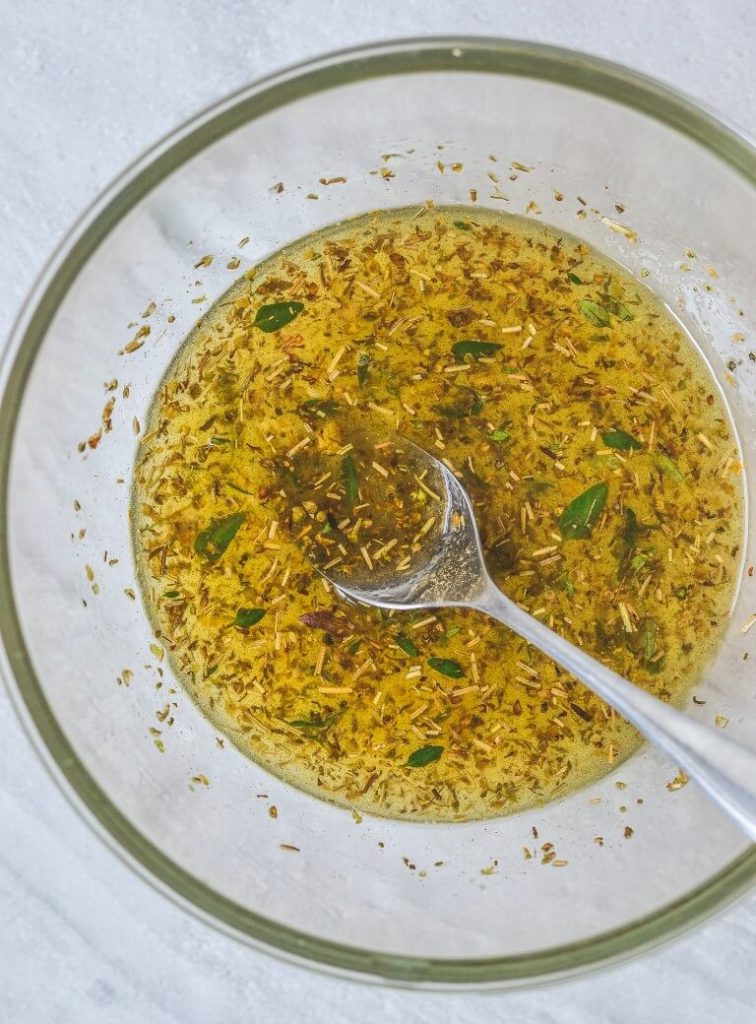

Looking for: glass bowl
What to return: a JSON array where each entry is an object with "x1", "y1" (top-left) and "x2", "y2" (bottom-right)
[{"x1": 1, "y1": 38, "x2": 754, "y2": 990}]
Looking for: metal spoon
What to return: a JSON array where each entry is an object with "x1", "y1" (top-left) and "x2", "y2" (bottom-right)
[{"x1": 321, "y1": 439, "x2": 756, "y2": 841}]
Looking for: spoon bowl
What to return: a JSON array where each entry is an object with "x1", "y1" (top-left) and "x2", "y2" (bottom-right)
[
  {"x1": 322, "y1": 439, "x2": 756, "y2": 843},
  {"x1": 323, "y1": 438, "x2": 489, "y2": 609}
]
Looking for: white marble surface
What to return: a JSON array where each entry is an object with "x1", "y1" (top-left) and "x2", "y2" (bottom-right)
[{"x1": 1, "y1": 1, "x2": 755, "y2": 1020}]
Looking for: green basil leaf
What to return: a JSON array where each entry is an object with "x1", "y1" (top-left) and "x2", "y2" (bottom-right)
[
  {"x1": 195, "y1": 512, "x2": 245, "y2": 563},
  {"x1": 396, "y1": 634, "x2": 420, "y2": 657},
  {"x1": 602, "y1": 429, "x2": 642, "y2": 451},
  {"x1": 655, "y1": 453, "x2": 684, "y2": 482},
  {"x1": 253, "y1": 301, "x2": 304, "y2": 333},
  {"x1": 620, "y1": 507, "x2": 652, "y2": 568},
  {"x1": 568, "y1": 272, "x2": 583, "y2": 284},
  {"x1": 406, "y1": 745, "x2": 444, "y2": 768},
  {"x1": 577, "y1": 299, "x2": 611, "y2": 327},
  {"x1": 623, "y1": 507, "x2": 639, "y2": 554},
  {"x1": 164, "y1": 590, "x2": 180, "y2": 599},
  {"x1": 490, "y1": 428, "x2": 510, "y2": 443},
  {"x1": 452, "y1": 340, "x2": 503, "y2": 361},
  {"x1": 342, "y1": 452, "x2": 359, "y2": 504},
  {"x1": 427, "y1": 657, "x2": 464, "y2": 678},
  {"x1": 234, "y1": 607, "x2": 266, "y2": 628},
  {"x1": 559, "y1": 483, "x2": 608, "y2": 540},
  {"x1": 638, "y1": 619, "x2": 664, "y2": 672}
]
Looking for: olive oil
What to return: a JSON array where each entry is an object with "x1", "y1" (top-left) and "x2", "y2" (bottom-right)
[{"x1": 133, "y1": 206, "x2": 743, "y2": 822}]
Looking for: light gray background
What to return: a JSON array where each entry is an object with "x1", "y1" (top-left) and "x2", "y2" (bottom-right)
[{"x1": 1, "y1": 1, "x2": 754, "y2": 1021}]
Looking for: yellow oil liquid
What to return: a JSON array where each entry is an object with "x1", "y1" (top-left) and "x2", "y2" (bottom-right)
[{"x1": 133, "y1": 206, "x2": 743, "y2": 822}]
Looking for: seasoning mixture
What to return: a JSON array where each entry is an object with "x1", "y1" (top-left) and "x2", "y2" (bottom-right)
[{"x1": 133, "y1": 206, "x2": 743, "y2": 822}]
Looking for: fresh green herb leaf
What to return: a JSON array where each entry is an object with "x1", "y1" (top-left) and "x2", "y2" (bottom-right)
[
  {"x1": 579, "y1": 294, "x2": 635, "y2": 326},
  {"x1": 342, "y1": 453, "x2": 359, "y2": 504},
  {"x1": 453, "y1": 220, "x2": 473, "y2": 230},
  {"x1": 490, "y1": 428, "x2": 510, "y2": 443},
  {"x1": 619, "y1": 508, "x2": 652, "y2": 569},
  {"x1": 209, "y1": 436, "x2": 231, "y2": 446},
  {"x1": 443, "y1": 626, "x2": 462, "y2": 641},
  {"x1": 559, "y1": 482, "x2": 608, "y2": 540},
  {"x1": 195, "y1": 512, "x2": 245, "y2": 563},
  {"x1": 347, "y1": 638, "x2": 363, "y2": 655},
  {"x1": 568, "y1": 272, "x2": 583, "y2": 284},
  {"x1": 406, "y1": 745, "x2": 444, "y2": 768},
  {"x1": 164, "y1": 590, "x2": 180, "y2": 599},
  {"x1": 602, "y1": 428, "x2": 642, "y2": 451},
  {"x1": 561, "y1": 572, "x2": 576, "y2": 598},
  {"x1": 452, "y1": 340, "x2": 503, "y2": 361},
  {"x1": 300, "y1": 397, "x2": 339, "y2": 417},
  {"x1": 427, "y1": 657, "x2": 464, "y2": 678},
  {"x1": 253, "y1": 301, "x2": 304, "y2": 333},
  {"x1": 638, "y1": 619, "x2": 664, "y2": 672},
  {"x1": 577, "y1": 299, "x2": 611, "y2": 327},
  {"x1": 234, "y1": 607, "x2": 266, "y2": 628},
  {"x1": 396, "y1": 634, "x2": 420, "y2": 657},
  {"x1": 623, "y1": 507, "x2": 639, "y2": 554},
  {"x1": 655, "y1": 453, "x2": 684, "y2": 482},
  {"x1": 206, "y1": 665, "x2": 218, "y2": 677},
  {"x1": 357, "y1": 352, "x2": 372, "y2": 386}
]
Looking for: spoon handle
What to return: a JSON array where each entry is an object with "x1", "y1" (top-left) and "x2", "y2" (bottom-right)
[{"x1": 473, "y1": 580, "x2": 756, "y2": 842}]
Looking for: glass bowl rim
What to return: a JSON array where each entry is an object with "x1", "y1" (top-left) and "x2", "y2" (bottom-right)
[{"x1": 1, "y1": 36, "x2": 754, "y2": 991}]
